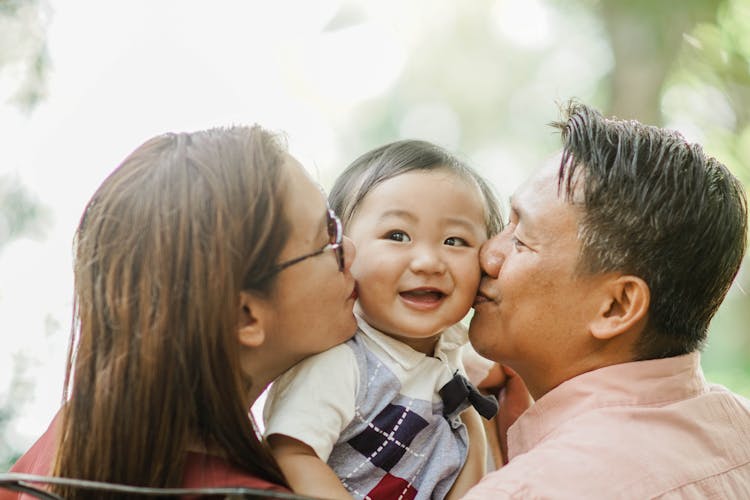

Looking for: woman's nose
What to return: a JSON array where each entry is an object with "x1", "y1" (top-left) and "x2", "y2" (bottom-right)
[
  {"x1": 342, "y1": 235, "x2": 356, "y2": 271},
  {"x1": 479, "y1": 232, "x2": 508, "y2": 278}
]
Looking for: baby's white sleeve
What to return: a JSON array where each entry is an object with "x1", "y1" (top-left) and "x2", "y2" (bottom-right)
[
  {"x1": 263, "y1": 343, "x2": 359, "y2": 462},
  {"x1": 461, "y1": 342, "x2": 496, "y2": 386}
]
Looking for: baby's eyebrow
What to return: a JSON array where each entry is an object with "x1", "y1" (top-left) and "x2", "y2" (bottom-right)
[
  {"x1": 379, "y1": 209, "x2": 417, "y2": 222},
  {"x1": 379, "y1": 210, "x2": 482, "y2": 233},
  {"x1": 442, "y1": 216, "x2": 482, "y2": 232}
]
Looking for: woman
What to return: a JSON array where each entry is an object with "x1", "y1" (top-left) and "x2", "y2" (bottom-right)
[{"x1": 5, "y1": 125, "x2": 357, "y2": 498}]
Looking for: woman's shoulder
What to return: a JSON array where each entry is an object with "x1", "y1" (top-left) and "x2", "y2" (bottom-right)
[
  {"x1": 182, "y1": 451, "x2": 289, "y2": 492},
  {"x1": 9, "y1": 410, "x2": 61, "y2": 476},
  {"x1": 6, "y1": 412, "x2": 289, "y2": 496}
]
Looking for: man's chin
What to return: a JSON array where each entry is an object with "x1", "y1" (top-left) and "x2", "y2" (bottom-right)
[
  {"x1": 467, "y1": 326, "x2": 491, "y2": 356},
  {"x1": 468, "y1": 314, "x2": 506, "y2": 359},
  {"x1": 468, "y1": 308, "x2": 491, "y2": 333}
]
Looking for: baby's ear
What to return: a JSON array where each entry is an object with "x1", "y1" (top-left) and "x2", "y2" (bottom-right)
[
  {"x1": 589, "y1": 275, "x2": 650, "y2": 340},
  {"x1": 237, "y1": 291, "x2": 267, "y2": 347}
]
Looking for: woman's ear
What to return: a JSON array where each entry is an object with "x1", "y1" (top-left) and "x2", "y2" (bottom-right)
[
  {"x1": 590, "y1": 275, "x2": 650, "y2": 340},
  {"x1": 238, "y1": 291, "x2": 267, "y2": 348}
]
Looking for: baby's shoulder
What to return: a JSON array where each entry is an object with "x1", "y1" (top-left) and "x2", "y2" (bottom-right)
[
  {"x1": 269, "y1": 342, "x2": 360, "y2": 401},
  {"x1": 298, "y1": 341, "x2": 358, "y2": 371}
]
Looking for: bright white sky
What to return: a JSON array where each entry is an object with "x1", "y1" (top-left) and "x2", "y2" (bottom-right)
[
  {"x1": 0, "y1": 0, "x2": 407, "y2": 449},
  {"x1": 0, "y1": 0, "x2": 558, "y2": 451}
]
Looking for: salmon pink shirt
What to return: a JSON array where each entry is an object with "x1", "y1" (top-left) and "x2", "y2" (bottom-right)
[{"x1": 463, "y1": 353, "x2": 750, "y2": 499}]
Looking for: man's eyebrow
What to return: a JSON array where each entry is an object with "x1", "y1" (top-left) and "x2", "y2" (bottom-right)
[
  {"x1": 509, "y1": 196, "x2": 528, "y2": 222},
  {"x1": 509, "y1": 196, "x2": 519, "y2": 216}
]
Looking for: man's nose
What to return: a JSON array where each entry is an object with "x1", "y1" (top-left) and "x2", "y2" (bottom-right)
[{"x1": 479, "y1": 231, "x2": 509, "y2": 278}]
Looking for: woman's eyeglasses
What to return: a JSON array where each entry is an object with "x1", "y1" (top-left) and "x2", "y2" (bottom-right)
[{"x1": 260, "y1": 208, "x2": 344, "y2": 280}]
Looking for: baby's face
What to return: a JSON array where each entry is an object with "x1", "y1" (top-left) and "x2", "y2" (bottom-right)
[{"x1": 346, "y1": 169, "x2": 488, "y2": 354}]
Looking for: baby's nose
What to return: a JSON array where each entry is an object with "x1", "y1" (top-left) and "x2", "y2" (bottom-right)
[{"x1": 410, "y1": 247, "x2": 447, "y2": 274}]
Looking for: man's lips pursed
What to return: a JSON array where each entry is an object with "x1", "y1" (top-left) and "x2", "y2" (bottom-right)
[{"x1": 473, "y1": 289, "x2": 492, "y2": 307}]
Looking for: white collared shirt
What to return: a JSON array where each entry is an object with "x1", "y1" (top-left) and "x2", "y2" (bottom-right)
[{"x1": 263, "y1": 315, "x2": 470, "y2": 462}]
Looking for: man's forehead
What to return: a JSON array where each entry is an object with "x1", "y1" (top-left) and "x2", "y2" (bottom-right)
[
  {"x1": 521, "y1": 158, "x2": 585, "y2": 204},
  {"x1": 514, "y1": 165, "x2": 558, "y2": 200},
  {"x1": 510, "y1": 162, "x2": 583, "y2": 222}
]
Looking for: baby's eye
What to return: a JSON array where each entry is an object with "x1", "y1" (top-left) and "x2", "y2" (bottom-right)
[
  {"x1": 387, "y1": 231, "x2": 411, "y2": 243},
  {"x1": 444, "y1": 236, "x2": 468, "y2": 247}
]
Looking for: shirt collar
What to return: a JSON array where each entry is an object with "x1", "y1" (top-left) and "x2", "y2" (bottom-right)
[
  {"x1": 354, "y1": 314, "x2": 467, "y2": 370},
  {"x1": 508, "y1": 352, "x2": 708, "y2": 458}
]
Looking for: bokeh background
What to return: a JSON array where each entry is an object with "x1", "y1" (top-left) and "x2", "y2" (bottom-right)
[{"x1": 1, "y1": 0, "x2": 749, "y2": 470}]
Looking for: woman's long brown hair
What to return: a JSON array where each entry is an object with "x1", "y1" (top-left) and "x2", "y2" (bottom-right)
[{"x1": 52, "y1": 126, "x2": 290, "y2": 498}]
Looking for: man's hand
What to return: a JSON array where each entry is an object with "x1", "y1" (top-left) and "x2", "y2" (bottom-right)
[
  {"x1": 472, "y1": 362, "x2": 533, "y2": 466},
  {"x1": 495, "y1": 366, "x2": 533, "y2": 464}
]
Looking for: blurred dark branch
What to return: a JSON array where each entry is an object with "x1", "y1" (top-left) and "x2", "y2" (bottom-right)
[{"x1": 600, "y1": 0, "x2": 723, "y2": 125}]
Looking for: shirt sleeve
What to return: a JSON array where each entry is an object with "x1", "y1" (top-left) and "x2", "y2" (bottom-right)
[
  {"x1": 460, "y1": 342, "x2": 496, "y2": 386},
  {"x1": 460, "y1": 469, "x2": 528, "y2": 499},
  {"x1": 263, "y1": 343, "x2": 359, "y2": 462}
]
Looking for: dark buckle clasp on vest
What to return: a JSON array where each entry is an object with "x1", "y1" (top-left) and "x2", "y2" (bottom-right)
[{"x1": 439, "y1": 371, "x2": 499, "y2": 420}]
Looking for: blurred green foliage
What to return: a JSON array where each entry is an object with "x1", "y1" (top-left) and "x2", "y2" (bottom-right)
[
  {"x1": 659, "y1": 0, "x2": 750, "y2": 392},
  {"x1": 0, "y1": 176, "x2": 49, "y2": 251},
  {"x1": 669, "y1": 0, "x2": 750, "y2": 185},
  {"x1": 0, "y1": 0, "x2": 49, "y2": 473},
  {"x1": 0, "y1": 0, "x2": 49, "y2": 109}
]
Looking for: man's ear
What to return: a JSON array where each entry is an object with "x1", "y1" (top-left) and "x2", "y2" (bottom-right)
[
  {"x1": 237, "y1": 291, "x2": 267, "y2": 348},
  {"x1": 590, "y1": 275, "x2": 650, "y2": 340}
]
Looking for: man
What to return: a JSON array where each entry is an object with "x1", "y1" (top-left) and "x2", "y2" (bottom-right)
[{"x1": 464, "y1": 101, "x2": 750, "y2": 498}]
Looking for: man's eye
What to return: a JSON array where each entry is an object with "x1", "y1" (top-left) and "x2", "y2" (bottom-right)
[
  {"x1": 512, "y1": 235, "x2": 526, "y2": 249},
  {"x1": 444, "y1": 237, "x2": 468, "y2": 247},
  {"x1": 387, "y1": 231, "x2": 411, "y2": 242}
]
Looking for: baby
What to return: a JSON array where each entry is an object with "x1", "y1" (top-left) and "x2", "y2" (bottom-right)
[{"x1": 264, "y1": 140, "x2": 503, "y2": 499}]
